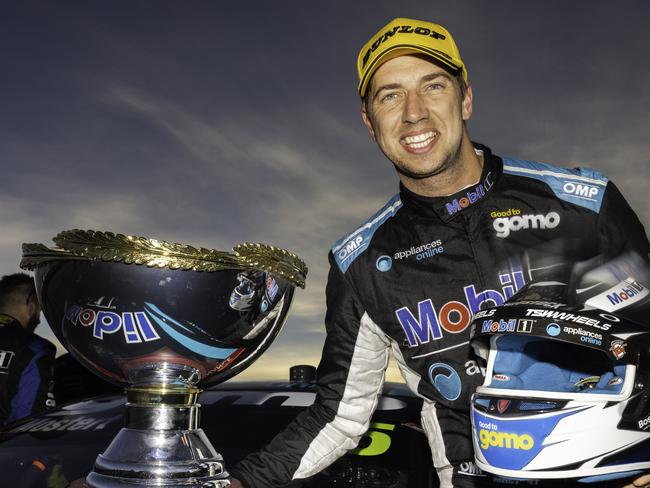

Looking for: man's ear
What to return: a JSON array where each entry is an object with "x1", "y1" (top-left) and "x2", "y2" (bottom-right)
[
  {"x1": 26, "y1": 299, "x2": 39, "y2": 318},
  {"x1": 360, "y1": 104, "x2": 376, "y2": 142},
  {"x1": 462, "y1": 84, "x2": 473, "y2": 121}
]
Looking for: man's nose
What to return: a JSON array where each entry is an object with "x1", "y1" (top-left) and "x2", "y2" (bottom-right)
[{"x1": 402, "y1": 92, "x2": 428, "y2": 124}]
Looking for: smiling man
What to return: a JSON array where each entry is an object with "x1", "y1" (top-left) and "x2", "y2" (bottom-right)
[
  {"x1": 229, "y1": 18, "x2": 650, "y2": 488},
  {"x1": 361, "y1": 54, "x2": 479, "y2": 196}
]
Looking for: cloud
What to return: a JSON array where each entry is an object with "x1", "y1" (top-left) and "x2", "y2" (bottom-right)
[
  {"x1": 97, "y1": 85, "x2": 398, "y2": 326},
  {"x1": 4, "y1": 83, "x2": 398, "y2": 365}
]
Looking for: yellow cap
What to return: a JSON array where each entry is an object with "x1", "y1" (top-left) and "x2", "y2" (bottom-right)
[{"x1": 357, "y1": 18, "x2": 467, "y2": 98}]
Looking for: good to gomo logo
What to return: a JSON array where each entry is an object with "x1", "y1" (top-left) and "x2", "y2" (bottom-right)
[
  {"x1": 493, "y1": 211, "x2": 560, "y2": 238},
  {"x1": 65, "y1": 305, "x2": 160, "y2": 344},
  {"x1": 490, "y1": 208, "x2": 521, "y2": 219},
  {"x1": 478, "y1": 429, "x2": 534, "y2": 451}
]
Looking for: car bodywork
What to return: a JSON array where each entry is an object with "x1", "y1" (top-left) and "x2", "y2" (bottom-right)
[{"x1": 0, "y1": 380, "x2": 436, "y2": 488}]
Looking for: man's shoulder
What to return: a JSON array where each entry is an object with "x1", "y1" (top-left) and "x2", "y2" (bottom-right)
[
  {"x1": 330, "y1": 193, "x2": 402, "y2": 273},
  {"x1": 500, "y1": 156, "x2": 609, "y2": 213},
  {"x1": 29, "y1": 334, "x2": 56, "y2": 356}
]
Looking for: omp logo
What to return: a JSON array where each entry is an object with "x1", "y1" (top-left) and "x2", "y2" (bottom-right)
[
  {"x1": 478, "y1": 424, "x2": 534, "y2": 451},
  {"x1": 445, "y1": 173, "x2": 494, "y2": 215},
  {"x1": 361, "y1": 25, "x2": 446, "y2": 68},
  {"x1": 493, "y1": 211, "x2": 560, "y2": 238},
  {"x1": 458, "y1": 461, "x2": 483, "y2": 476},
  {"x1": 562, "y1": 182, "x2": 600, "y2": 200},
  {"x1": 395, "y1": 268, "x2": 525, "y2": 347},
  {"x1": 65, "y1": 305, "x2": 160, "y2": 343},
  {"x1": 337, "y1": 235, "x2": 364, "y2": 261}
]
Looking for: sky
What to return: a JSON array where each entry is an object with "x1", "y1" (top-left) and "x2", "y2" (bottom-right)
[{"x1": 2, "y1": 1, "x2": 649, "y2": 382}]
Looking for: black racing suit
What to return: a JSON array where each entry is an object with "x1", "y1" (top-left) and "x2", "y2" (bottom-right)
[
  {"x1": 0, "y1": 313, "x2": 56, "y2": 427},
  {"x1": 230, "y1": 144, "x2": 650, "y2": 487}
]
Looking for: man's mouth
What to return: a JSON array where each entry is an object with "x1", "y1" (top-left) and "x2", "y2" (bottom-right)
[{"x1": 401, "y1": 130, "x2": 438, "y2": 150}]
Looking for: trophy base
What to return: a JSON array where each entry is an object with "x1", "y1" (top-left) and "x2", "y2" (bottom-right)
[
  {"x1": 86, "y1": 427, "x2": 229, "y2": 488},
  {"x1": 86, "y1": 380, "x2": 230, "y2": 488}
]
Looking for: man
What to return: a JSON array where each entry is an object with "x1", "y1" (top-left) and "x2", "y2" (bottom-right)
[
  {"x1": 229, "y1": 18, "x2": 650, "y2": 487},
  {"x1": 0, "y1": 273, "x2": 56, "y2": 427}
]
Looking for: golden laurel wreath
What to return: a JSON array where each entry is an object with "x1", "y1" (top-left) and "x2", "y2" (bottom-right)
[{"x1": 21, "y1": 229, "x2": 307, "y2": 289}]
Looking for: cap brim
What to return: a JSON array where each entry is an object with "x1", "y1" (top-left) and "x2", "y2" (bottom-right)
[{"x1": 358, "y1": 44, "x2": 464, "y2": 98}]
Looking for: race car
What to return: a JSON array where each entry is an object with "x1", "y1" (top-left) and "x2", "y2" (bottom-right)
[{"x1": 0, "y1": 362, "x2": 437, "y2": 488}]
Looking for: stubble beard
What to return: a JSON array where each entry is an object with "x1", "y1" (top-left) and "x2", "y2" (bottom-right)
[{"x1": 389, "y1": 138, "x2": 463, "y2": 181}]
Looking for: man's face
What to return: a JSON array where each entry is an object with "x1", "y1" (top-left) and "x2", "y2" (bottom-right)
[{"x1": 361, "y1": 55, "x2": 472, "y2": 180}]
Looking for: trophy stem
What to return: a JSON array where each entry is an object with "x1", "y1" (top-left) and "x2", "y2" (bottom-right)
[{"x1": 86, "y1": 368, "x2": 230, "y2": 487}]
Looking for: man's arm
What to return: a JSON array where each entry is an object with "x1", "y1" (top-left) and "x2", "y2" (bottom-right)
[
  {"x1": 229, "y1": 252, "x2": 391, "y2": 488},
  {"x1": 598, "y1": 181, "x2": 650, "y2": 488},
  {"x1": 597, "y1": 181, "x2": 650, "y2": 259}
]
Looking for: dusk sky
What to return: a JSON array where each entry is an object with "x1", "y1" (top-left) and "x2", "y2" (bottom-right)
[{"x1": 2, "y1": 1, "x2": 649, "y2": 381}]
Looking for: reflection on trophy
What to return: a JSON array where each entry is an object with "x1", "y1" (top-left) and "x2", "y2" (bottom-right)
[{"x1": 21, "y1": 229, "x2": 307, "y2": 487}]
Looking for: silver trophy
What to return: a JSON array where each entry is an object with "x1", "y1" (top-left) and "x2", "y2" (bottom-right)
[{"x1": 21, "y1": 229, "x2": 307, "y2": 487}]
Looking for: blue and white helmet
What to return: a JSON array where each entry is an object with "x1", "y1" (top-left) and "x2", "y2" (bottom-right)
[{"x1": 469, "y1": 254, "x2": 650, "y2": 482}]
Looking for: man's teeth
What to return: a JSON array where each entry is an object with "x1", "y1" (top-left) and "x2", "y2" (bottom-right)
[{"x1": 403, "y1": 131, "x2": 436, "y2": 148}]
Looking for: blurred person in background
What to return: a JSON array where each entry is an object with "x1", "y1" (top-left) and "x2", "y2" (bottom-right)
[{"x1": 0, "y1": 273, "x2": 56, "y2": 427}]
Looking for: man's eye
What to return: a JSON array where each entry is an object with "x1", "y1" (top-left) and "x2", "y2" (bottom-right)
[
  {"x1": 426, "y1": 83, "x2": 444, "y2": 91},
  {"x1": 379, "y1": 92, "x2": 398, "y2": 103}
]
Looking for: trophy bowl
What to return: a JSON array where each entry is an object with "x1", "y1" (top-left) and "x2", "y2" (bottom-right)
[{"x1": 21, "y1": 229, "x2": 307, "y2": 487}]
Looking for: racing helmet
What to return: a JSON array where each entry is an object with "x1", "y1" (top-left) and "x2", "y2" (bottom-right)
[{"x1": 469, "y1": 254, "x2": 650, "y2": 482}]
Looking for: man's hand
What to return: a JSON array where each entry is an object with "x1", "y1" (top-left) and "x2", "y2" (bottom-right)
[
  {"x1": 228, "y1": 478, "x2": 244, "y2": 488},
  {"x1": 622, "y1": 473, "x2": 650, "y2": 488}
]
